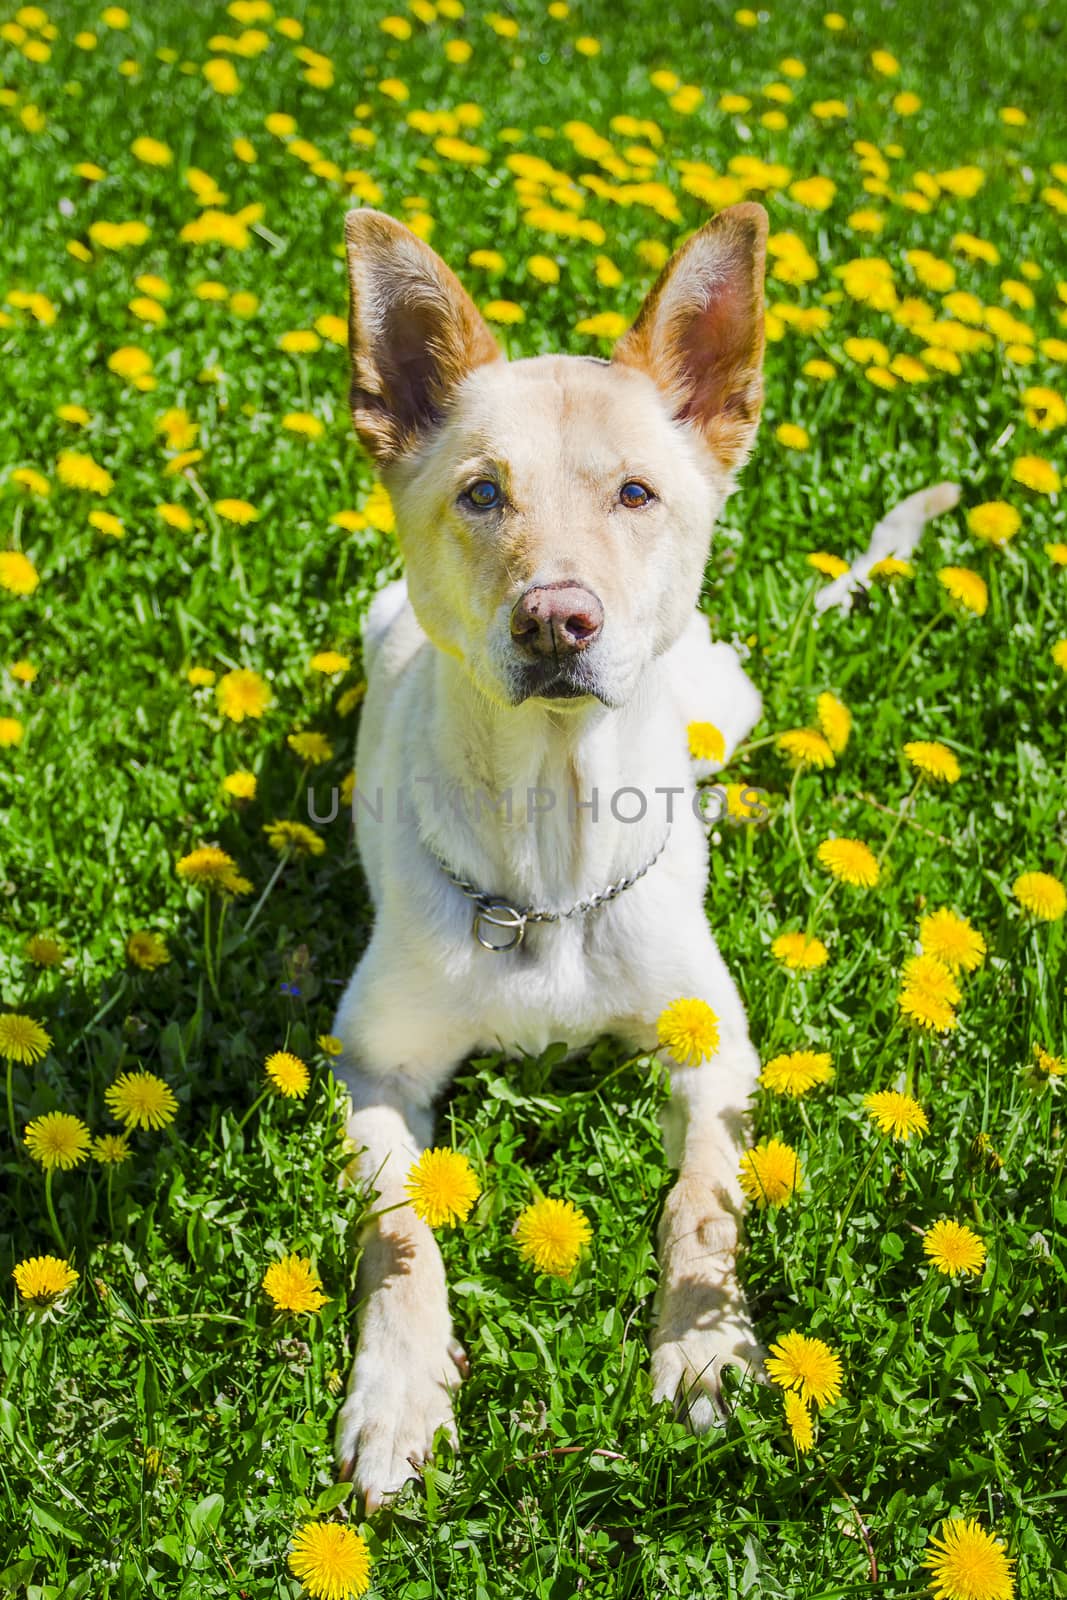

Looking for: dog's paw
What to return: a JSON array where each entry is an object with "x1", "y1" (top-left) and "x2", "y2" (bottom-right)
[
  {"x1": 336, "y1": 1331, "x2": 466, "y2": 1511},
  {"x1": 651, "y1": 1322, "x2": 765, "y2": 1433}
]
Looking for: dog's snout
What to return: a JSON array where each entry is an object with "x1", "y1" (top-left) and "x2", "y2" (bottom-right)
[{"x1": 510, "y1": 582, "x2": 604, "y2": 658}]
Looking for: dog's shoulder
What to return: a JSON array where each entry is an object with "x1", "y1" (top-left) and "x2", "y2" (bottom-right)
[{"x1": 362, "y1": 577, "x2": 429, "y2": 683}]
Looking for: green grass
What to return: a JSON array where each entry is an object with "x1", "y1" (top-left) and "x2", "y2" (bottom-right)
[{"x1": 1, "y1": 0, "x2": 1066, "y2": 1594}]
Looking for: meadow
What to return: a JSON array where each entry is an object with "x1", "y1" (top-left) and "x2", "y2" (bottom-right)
[{"x1": 0, "y1": 0, "x2": 1065, "y2": 1595}]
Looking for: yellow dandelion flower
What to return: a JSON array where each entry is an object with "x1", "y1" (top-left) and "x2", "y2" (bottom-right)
[
  {"x1": 217, "y1": 668, "x2": 270, "y2": 722},
  {"x1": 89, "y1": 510, "x2": 124, "y2": 539},
  {"x1": 777, "y1": 728, "x2": 835, "y2": 770},
  {"x1": 187, "y1": 666, "x2": 215, "y2": 687},
  {"x1": 1034, "y1": 1044, "x2": 1065, "y2": 1078},
  {"x1": 776, "y1": 422, "x2": 810, "y2": 450},
  {"x1": 575, "y1": 311, "x2": 628, "y2": 339},
  {"x1": 263, "y1": 1254, "x2": 329, "y2": 1315},
  {"x1": 404, "y1": 1147, "x2": 481, "y2": 1228},
  {"x1": 766, "y1": 1329, "x2": 843, "y2": 1409},
  {"x1": 214, "y1": 498, "x2": 260, "y2": 525},
  {"x1": 10, "y1": 659, "x2": 37, "y2": 683},
  {"x1": 869, "y1": 554, "x2": 912, "y2": 580},
  {"x1": 657, "y1": 998, "x2": 720, "y2": 1065},
  {"x1": 282, "y1": 411, "x2": 325, "y2": 439},
  {"x1": 24, "y1": 1111, "x2": 90, "y2": 1171},
  {"x1": 807, "y1": 551, "x2": 849, "y2": 579},
  {"x1": 288, "y1": 730, "x2": 334, "y2": 765},
  {"x1": 864, "y1": 1089, "x2": 929, "y2": 1140},
  {"x1": 265, "y1": 1050, "x2": 309, "y2": 1099},
  {"x1": 922, "y1": 1518, "x2": 1014, "y2": 1600},
  {"x1": 279, "y1": 329, "x2": 321, "y2": 354},
  {"x1": 687, "y1": 721, "x2": 725, "y2": 762},
  {"x1": 919, "y1": 909, "x2": 986, "y2": 972},
  {"x1": 1013, "y1": 870, "x2": 1066, "y2": 921},
  {"x1": 760, "y1": 1051, "x2": 833, "y2": 1097},
  {"x1": 176, "y1": 845, "x2": 250, "y2": 895},
  {"x1": 1045, "y1": 541, "x2": 1067, "y2": 565},
  {"x1": 13, "y1": 1256, "x2": 79, "y2": 1305},
  {"x1": 967, "y1": 502, "x2": 1021, "y2": 545},
  {"x1": 91, "y1": 1132, "x2": 131, "y2": 1165},
  {"x1": 783, "y1": 1391, "x2": 814, "y2": 1452},
  {"x1": 815, "y1": 692, "x2": 851, "y2": 754},
  {"x1": 56, "y1": 450, "x2": 113, "y2": 496},
  {"x1": 11, "y1": 467, "x2": 50, "y2": 497},
  {"x1": 816, "y1": 837, "x2": 880, "y2": 887},
  {"x1": 127, "y1": 930, "x2": 169, "y2": 970},
  {"x1": 1012, "y1": 455, "x2": 1060, "y2": 494},
  {"x1": 922, "y1": 1219, "x2": 987, "y2": 1278},
  {"x1": 1052, "y1": 639, "x2": 1067, "y2": 672},
  {"x1": 0, "y1": 1013, "x2": 52, "y2": 1063},
  {"x1": 288, "y1": 1522, "x2": 371, "y2": 1600},
  {"x1": 104, "y1": 1071, "x2": 178, "y2": 1131},
  {"x1": 318, "y1": 1034, "x2": 343, "y2": 1057},
  {"x1": 222, "y1": 770, "x2": 257, "y2": 800},
  {"x1": 263, "y1": 819, "x2": 325, "y2": 857},
  {"x1": 309, "y1": 651, "x2": 350, "y2": 675},
  {"x1": 26, "y1": 935, "x2": 63, "y2": 967},
  {"x1": 902, "y1": 954, "x2": 962, "y2": 1006},
  {"x1": 899, "y1": 985, "x2": 958, "y2": 1033},
  {"x1": 515, "y1": 1195, "x2": 592, "y2": 1277},
  {"x1": 904, "y1": 740, "x2": 961, "y2": 783},
  {"x1": 938, "y1": 567, "x2": 988, "y2": 616},
  {"x1": 738, "y1": 1138, "x2": 803, "y2": 1206},
  {"x1": 771, "y1": 931, "x2": 829, "y2": 971},
  {"x1": 0, "y1": 551, "x2": 40, "y2": 594}
]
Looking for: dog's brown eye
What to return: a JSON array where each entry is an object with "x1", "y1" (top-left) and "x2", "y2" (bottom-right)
[
  {"x1": 464, "y1": 479, "x2": 502, "y2": 510},
  {"x1": 619, "y1": 480, "x2": 652, "y2": 508}
]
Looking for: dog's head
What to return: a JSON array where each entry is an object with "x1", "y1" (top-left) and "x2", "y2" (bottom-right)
[{"x1": 345, "y1": 204, "x2": 767, "y2": 709}]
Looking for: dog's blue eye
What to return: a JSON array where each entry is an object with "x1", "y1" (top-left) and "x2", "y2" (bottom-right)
[
  {"x1": 619, "y1": 480, "x2": 652, "y2": 508},
  {"x1": 465, "y1": 479, "x2": 501, "y2": 510}
]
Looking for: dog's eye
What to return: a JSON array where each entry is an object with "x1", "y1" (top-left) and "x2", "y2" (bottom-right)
[
  {"x1": 619, "y1": 480, "x2": 653, "y2": 508},
  {"x1": 463, "y1": 479, "x2": 502, "y2": 510}
]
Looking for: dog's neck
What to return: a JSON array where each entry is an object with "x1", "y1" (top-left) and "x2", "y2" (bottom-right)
[{"x1": 413, "y1": 648, "x2": 689, "y2": 908}]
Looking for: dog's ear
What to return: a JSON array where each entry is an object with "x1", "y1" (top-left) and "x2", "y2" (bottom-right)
[
  {"x1": 612, "y1": 202, "x2": 768, "y2": 471},
  {"x1": 345, "y1": 209, "x2": 503, "y2": 464}
]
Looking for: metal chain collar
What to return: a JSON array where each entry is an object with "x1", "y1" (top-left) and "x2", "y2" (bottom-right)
[{"x1": 429, "y1": 828, "x2": 672, "y2": 952}]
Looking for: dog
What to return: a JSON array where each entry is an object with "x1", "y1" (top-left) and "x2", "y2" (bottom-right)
[{"x1": 330, "y1": 201, "x2": 772, "y2": 1510}]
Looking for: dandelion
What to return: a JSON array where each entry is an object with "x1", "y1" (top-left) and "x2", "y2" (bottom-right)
[
  {"x1": 808, "y1": 551, "x2": 849, "y2": 579},
  {"x1": 687, "y1": 721, "x2": 725, "y2": 762},
  {"x1": 56, "y1": 451, "x2": 114, "y2": 496},
  {"x1": 766, "y1": 1330, "x2": 842, "y2": 1409},
  {"x1": 217, "y1": 668, "x2": 270, "y2": 722},
  {"x1": 288, "y1": 730, "x2": 334, "y2": 765},
  {"x1": 739, "y1": 1138, "x2": 803, "y2": 1206},
  {"x1": 904, "y1": 740, "x2": 961, "y2": 783},
  {"x1": 899, "y1": 986, "x2": 958, "y2": 1033},
  {"x1": 104, "y1": 1070, "x2": 178, "y2": 1131},
  {"x1": 938, "y1": 567, "x2": 988, "y2": 616},
  {"x1": 1011, "y1": 455, "x2": 1060, "y2": 495},
  {"x1": 1053, "y1": 639, "x2": 1067, "y2": 672},
  {"x1": 177, "y1": 845, "x2": 250, "y2": 895},
  {"x1": 815, "y1": 692, "x2": 851, "y2": 754},
  {"x1": 777, "y1": 727, "x2": 836, "y2": 770},
  {"x1": 816, "y1": 837, "x2": 880, "y2": 887},
  {"x1": 922, "y1": 1219, "x2": 987, "y2": 1278},
  {"x1": 776, "y1": 422, "x2": 810, "y2": 450},
  {"x1": 24, "y1": 1111, "x2": 90, "y2": 1170},
  {"x1": 222, "y1": 770, "x2": 257, "y2": 800},
  {"x1": 0, "y1": 716, "x2": 23, "y2": 747},
  {"x1": 263, "y1": 1254, "x2": 330, "y2": 1315},
  {"x1": 771, "y1": 931, "x2": 829, "y2": 970},
  {"x1": 91, "y1": 1133, "x2": 131, "y2": 1164},
  {"x1": 318, "y1": 1034, "x2": 343, "y2": 1057},
  {"x1": 26, "y1": 935, "x2": 63, "y2": 966},
  {"x1": 13, "y1": 1256, "x2": 79, "y2": 1306},
  {"x1": 783, "y1": 1391, "x2": 814, "y2": 1452},
  {"x1": 864, "y1": 1090, "x2": 929, "y2": 1140},
  {"x1": 1013, "y1": 870, "x2": 1066, "y2": 921},
  {"x1": 265, "y1": 1050, "x2": 310, "y2": 1099},
  {"x1": 515, "y1": 1195, "x2": 592, "y2": 1276},
  {"x1": 264, "y1": 820, "x2": 325, "y2": 857},
  {"x1": 0, "y1": 1014, "x2": 52, "y2": 1064},
  {"x1": 922, "y1": 1517, "x2": 1014, "y2": 1600},
  {"x1": 657, "y1": 997, "x2": 720, "y2": 1065},
  {"x1": 760, "y1": 1051, "x2": 833, "y2": 1096},
  {"x1": 11, "y1": 467, "x2": 50, "y2": 497},
  {"x1": 0, "y1": 551, "x2": 40, "y2": 594},
  {"x1": 404, "y1": 1147, "x2": 481, "y2": 1227},
  {"x1": 288, "y1": 1522, "x2": 372, "y2": 1600},
  {"x1": 126, "y1": 930, "x2": 170, "y2": 970},
  {"x1": 1034, "y1": 1044, "x2": 1065, "y2": 1078},
  {"x1": 309, "y1": 651, "x2": 350, "y2": 675},
  {"x1": 214, "y1": 498, "x2": 260, "y2": 525},
  {"x1": 966, "y1": 502, "x2": 1021, "y2": 545},
  {"x1": 919, "y1": 909, "x2": 986, "y2": 972}
]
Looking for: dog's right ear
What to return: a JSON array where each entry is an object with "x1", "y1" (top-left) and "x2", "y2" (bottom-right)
[{"x1": 344, "y1": 209, "x2": 503, "y2": 465}]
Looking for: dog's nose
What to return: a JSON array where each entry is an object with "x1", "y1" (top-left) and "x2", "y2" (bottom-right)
[{"x1": 510, "y1": 582, "x2": 604, "y2": 657}]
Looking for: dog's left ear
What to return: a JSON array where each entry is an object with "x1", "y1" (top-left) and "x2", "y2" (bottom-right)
[{"x1": 612, "y1": 202, "x2": 768, "y2": 471}]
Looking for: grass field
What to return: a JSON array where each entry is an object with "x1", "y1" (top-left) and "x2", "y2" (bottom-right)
[{"x1": 1, "y1": 0, "x2": 1065, "y2": 1594}]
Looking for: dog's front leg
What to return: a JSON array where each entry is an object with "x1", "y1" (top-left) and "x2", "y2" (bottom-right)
[
  {"x1": 646, "y1": 934, "x2": 764, "y2": 1430},
  {"x1": 331, "y1": 956, "x2": 472, "y2": 1509}
]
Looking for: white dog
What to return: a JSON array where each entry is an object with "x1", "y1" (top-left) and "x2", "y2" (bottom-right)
[{"x1": 331, "y1": 202, "x2": 771, "y2": 1509}]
